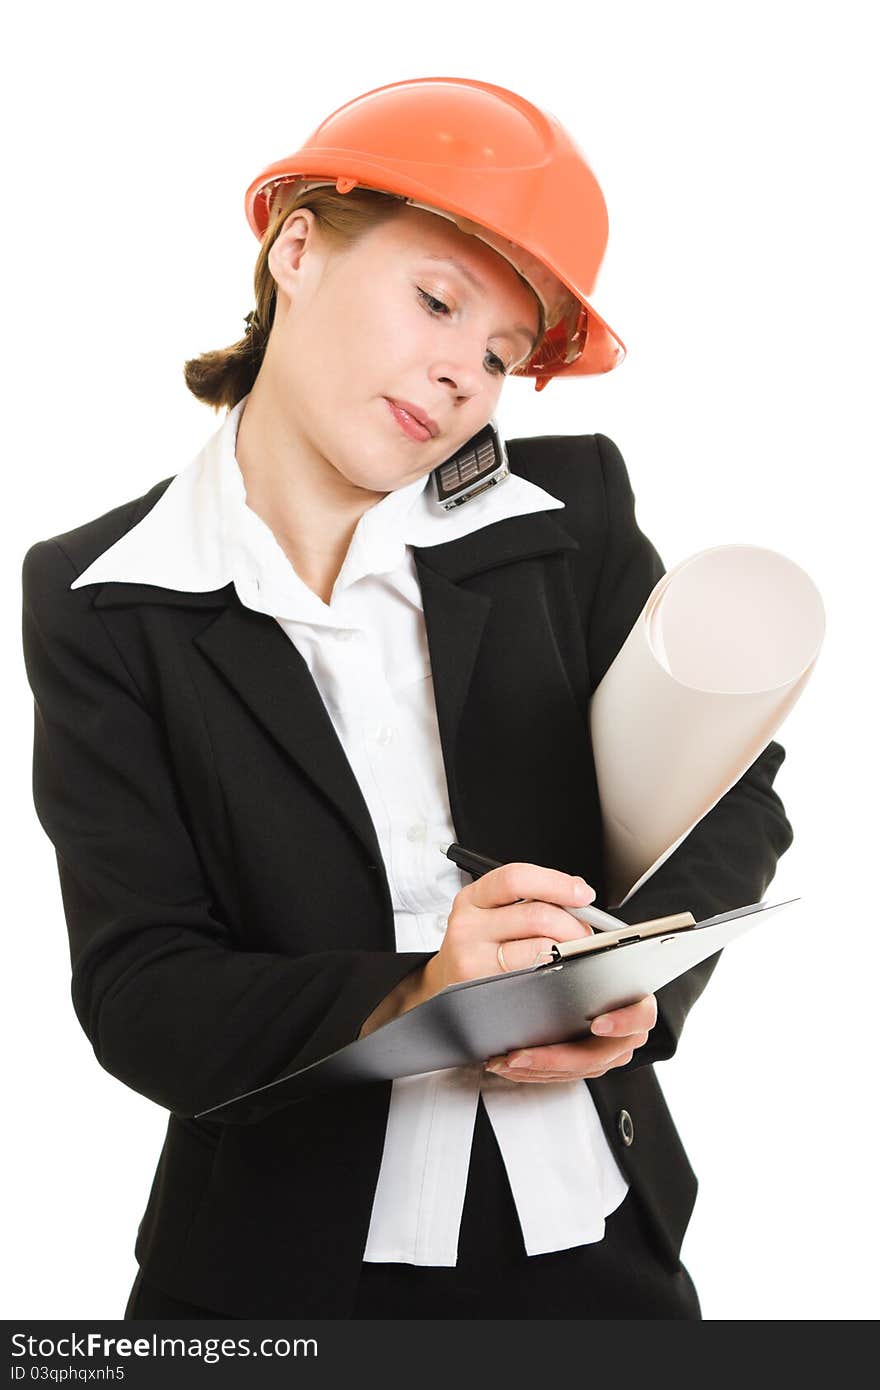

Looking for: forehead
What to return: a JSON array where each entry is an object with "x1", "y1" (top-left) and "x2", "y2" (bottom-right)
[{"x1": 375, "y1": 204, "x2": 533, "y2": 298}]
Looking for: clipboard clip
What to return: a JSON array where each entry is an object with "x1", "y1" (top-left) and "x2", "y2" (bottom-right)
[
  {"x1": 546, "y1": 932, "x2": 642, "y2": 963},
  {"x1": 541, "y1": 910, "x2": 697, "y2": 965}
]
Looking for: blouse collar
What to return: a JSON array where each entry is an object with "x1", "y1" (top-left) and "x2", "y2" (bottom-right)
[{"x1": 71, "y1": 393, "x2": 565, "y2": 620}]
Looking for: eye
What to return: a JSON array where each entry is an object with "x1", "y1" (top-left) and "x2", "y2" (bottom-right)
[
  {"x1": 418, "y1": 288, "x2": 450, "y2": 316},
  {"x1": 416, "y1": 288, "x2": 509, "y2": 377}
]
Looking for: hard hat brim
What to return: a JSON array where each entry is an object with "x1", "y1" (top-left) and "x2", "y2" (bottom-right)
[{"x1": 245, "y1": 164, "x2": 626, "y2": 384}]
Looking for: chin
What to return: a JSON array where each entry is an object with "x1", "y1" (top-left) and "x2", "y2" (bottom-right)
[
  {"x1": 338, "y1": 447, "x2": 422, "y2": 496},
  {"x1": 338, "y1": 463, "x2": 406, "y2": 496}
]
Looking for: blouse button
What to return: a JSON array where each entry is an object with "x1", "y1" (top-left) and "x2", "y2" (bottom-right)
[
  {"x1": 406, "y1": 821, "x2": 426, "y2": 842},
  {"x1": 375, "y1": 725, "x2": 395, "y2": 745}
]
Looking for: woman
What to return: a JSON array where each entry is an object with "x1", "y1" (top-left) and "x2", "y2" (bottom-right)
[{"x1": 21, "y1": 77, "x2": 793, "y2": 1320}]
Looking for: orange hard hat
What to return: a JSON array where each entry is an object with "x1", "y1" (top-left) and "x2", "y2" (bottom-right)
[{"x1": 244, "y1": 77, "x2": 626, "y2": 391}]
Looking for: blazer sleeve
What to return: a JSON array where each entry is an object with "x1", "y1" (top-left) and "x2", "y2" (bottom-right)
[
  {"x1": 583, "y1": 434, "x2": 795, "y2": 1070},
  {"x1": 21, "y1": 538, "x2": 435, "y2": 1124}
]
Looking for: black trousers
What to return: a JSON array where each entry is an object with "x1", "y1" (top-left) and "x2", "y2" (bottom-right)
[{"x1": 125, "y1": 1096, "x2": 701, "y2": 1320}]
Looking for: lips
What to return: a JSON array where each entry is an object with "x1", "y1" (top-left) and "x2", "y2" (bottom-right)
[{"x1": 386, "y1": 398, "x2": 438, "y2": 438}]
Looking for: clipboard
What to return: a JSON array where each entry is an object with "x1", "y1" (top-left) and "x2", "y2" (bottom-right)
[{"x1": 197, "y1": 896, "x2": 799, "y2": 1123}]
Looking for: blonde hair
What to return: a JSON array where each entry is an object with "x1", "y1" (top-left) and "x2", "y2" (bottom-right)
[{"x1": 182, "y1": 185, "x2": 407, "y2": 413}]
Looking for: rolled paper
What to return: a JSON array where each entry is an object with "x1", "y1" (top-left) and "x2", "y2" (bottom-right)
[{"x1": 589, "y1": 544, "x2": 825, "y2": 908}]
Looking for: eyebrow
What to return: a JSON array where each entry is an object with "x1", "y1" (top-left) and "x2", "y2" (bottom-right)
[{"x1": 420, "y1": 253, "x2": 540, "y2": 355}]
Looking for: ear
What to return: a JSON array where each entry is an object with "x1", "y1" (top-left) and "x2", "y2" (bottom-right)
[{"x1": 267, "y1": 207, "x2": 320, "y2": 299}]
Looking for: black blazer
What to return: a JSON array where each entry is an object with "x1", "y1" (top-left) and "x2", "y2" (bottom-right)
[{"x1": 21, "y1": 431, "x2": 793, "y2": 1318}]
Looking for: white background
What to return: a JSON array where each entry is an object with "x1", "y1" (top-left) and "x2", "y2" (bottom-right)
[{"x1": 6, "y1": 0, "x2": 878, "y2": 1321}]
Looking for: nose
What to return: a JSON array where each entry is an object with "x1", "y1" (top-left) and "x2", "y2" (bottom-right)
[{"x1": 432, "y1": 351, "x2": 487, "y2": 402}]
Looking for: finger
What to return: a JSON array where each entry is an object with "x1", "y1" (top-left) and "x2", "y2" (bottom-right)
[
  {"x1": 493, "y1": 936, "x2": 559, "y2": 973},
  {"x1": 606, "y1": 1048, "x2": 636, "y2": 1070},
  {"x1": 492, "y1": 1032, "x2": 650, "y2": 1073},
  {"x1": 487, "y1": 1048, "x2": 637, "y2": 1082},
  {"x1": 485, "y1": 897, "x2": 594, "y2": 950},
  {"x1": 590, "y1": 994, "x2": 658, "y2": 1037},
  {"x1": 508, "y1": 1034, "x2": 645, "y2": 1073},
  {"x1": 470, "y1": 863, "x2": 595, "y2": 913}
]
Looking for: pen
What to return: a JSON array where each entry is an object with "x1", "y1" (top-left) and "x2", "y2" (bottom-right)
[{"x1": 442, "y1": 843, "x2": 626, "y2": 933}]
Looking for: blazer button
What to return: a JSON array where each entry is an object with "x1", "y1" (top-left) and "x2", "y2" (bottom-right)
[{"x1": 617, "y1": 1109, "x2": 635, "y2": 1146}]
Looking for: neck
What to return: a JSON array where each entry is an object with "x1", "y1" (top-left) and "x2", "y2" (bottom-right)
[{"x1": 233, "y1": 375, "x2": 387, "y2": 603}]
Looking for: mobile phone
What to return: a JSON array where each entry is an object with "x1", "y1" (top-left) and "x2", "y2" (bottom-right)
[{"x1": 431, "y1": 418, "x2": 510, "y2": 510}]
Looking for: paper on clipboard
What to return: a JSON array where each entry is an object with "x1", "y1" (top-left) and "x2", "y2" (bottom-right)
[{"x1": 590, "y1": 544, "x2": 825, "y2": 909}]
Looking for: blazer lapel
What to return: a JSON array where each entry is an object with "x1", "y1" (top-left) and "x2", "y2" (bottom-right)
[
  {"x1": 412, "y1": 511, "x2": 579, "y2": 836},
  {"x1": 92, "y1": 510, "x2": 578, "y2": 869},
  {"x1": 192, "y1": 602, "x2": 391, "y2": 869},
  {"x1": 94, "y1": 578, "x2": 385, "y2": 866},
  {"x1": 410, "y1": 563, "x2": 491, "y2": 835}
]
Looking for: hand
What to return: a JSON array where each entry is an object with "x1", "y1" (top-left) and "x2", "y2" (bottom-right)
[
  {"x1": 360, "y1": 863, "x2": 597, "y2": 1039},
  {"x1": 483, "y1": 994, "x2": 658, "y2": 1082},
  {"x1": 424, "y1": 861, "x2": 596, "y2": 997}
]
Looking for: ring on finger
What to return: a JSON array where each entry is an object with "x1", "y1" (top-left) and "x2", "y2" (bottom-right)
[{"x1": 497, "y1": 941, "x2": 553, "y2": 972}]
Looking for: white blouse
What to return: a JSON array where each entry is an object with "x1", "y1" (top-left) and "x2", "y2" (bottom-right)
[{"x1": 71, "y1": 395, "x2": 629, "y2": 1266}]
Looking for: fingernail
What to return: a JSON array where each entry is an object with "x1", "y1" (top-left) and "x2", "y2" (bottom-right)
[
  {"x1": 506, "y1": 1054, "x2": 533, "y2": 1069},
  {"x1": 591, "y1": 1017, "x2": 614, "y2": 1034}
]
